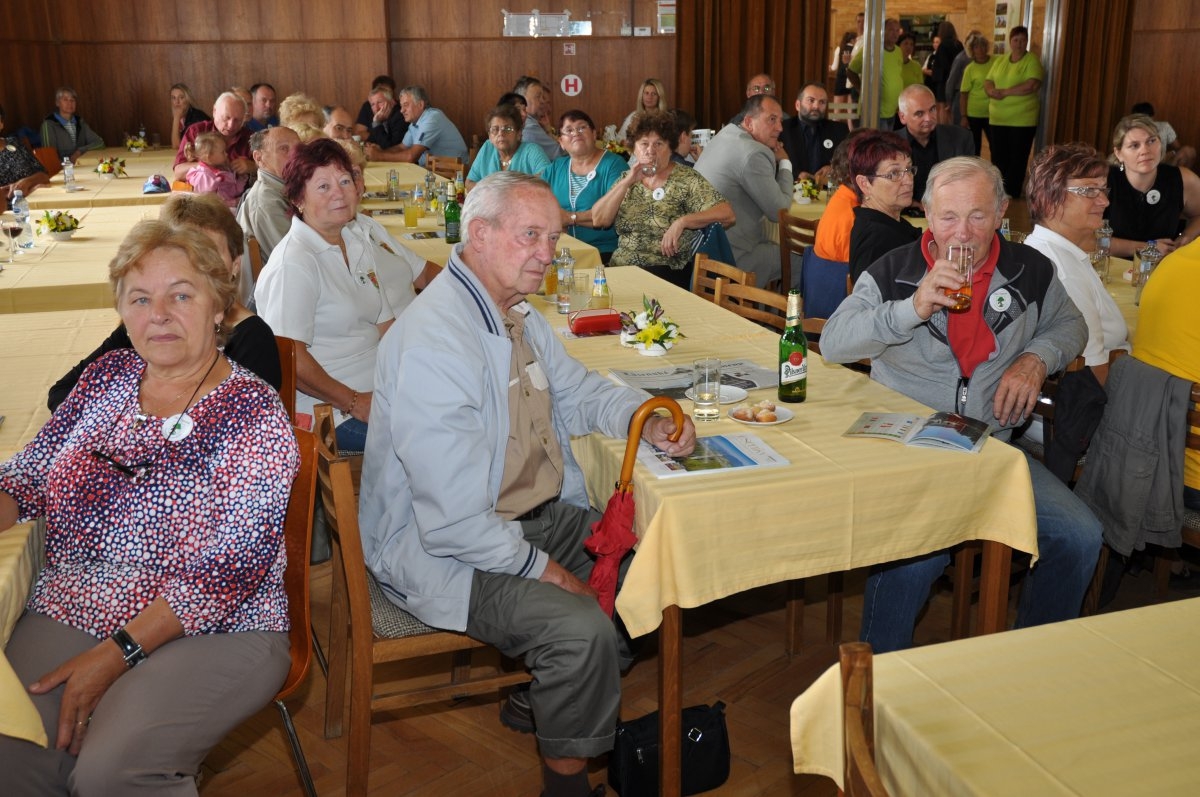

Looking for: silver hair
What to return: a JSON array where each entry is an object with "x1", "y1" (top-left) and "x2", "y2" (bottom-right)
[
  {"x1": 898, "y1": 84, "x2": 935, "y2": 116},
  {"x1": 400, "y1": 86, "x2": 430, "y2": 106},
  {"x1": 368, "y1": 87, "x2": 394, "y2": 102},
  {"x1": 922, "y1": 156, "x2": 1007, "y2": 212},
  {"x1": 215, "y1": 90, "x2": 247, "y2": 113},
  {"x1": 461, "y1": 171, "x2": 553, "y2": 245}
]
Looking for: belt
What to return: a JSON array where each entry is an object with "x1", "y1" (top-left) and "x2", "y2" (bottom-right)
[{"x1": 515, "y1": 498, "x2": 558, "y2": 522}]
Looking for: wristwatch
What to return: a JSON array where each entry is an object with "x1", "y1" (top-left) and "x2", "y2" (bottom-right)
[{"x1": 111, "y1": 628, "x2": 148, "y2": 668}]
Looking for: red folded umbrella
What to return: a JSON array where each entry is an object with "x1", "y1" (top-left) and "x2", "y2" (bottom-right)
[{"x1": 586, "y1": 396, "x2": 685, "y2": 617}]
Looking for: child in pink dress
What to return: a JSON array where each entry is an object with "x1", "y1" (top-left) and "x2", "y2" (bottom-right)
[{"x1": 185, "y1": 132, "x2": 246, "y2": 209}]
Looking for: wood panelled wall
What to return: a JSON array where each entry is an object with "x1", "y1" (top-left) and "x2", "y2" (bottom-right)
[
  {"x1": 1125, "y1": 1, "x2": 1199, "y2": 157},
  {"x1": 3, "y1": 0, "x2": 673, "y2": 149}
]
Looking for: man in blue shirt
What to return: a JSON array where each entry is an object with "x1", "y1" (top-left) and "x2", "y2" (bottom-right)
[
  {"x1": 365, "y1": 86, "x2": 467, "y2": 166},
  {"x1": 245, "y1": 83, "x2": 279, "y2": 133}
]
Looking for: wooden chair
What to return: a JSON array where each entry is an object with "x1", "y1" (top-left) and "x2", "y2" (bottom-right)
[
  {"x1": 713, "y1": 276, "x2": 787, "y2": 331},
  {"x1": 692, "y1": 252, "x2": 755, "y2": 303},
  {"x1": 271, "y1": 427, "x2": 320, "y2": 797},
  {"x1": 247, "y1": 236, "x2": 265, "y2": 281},
  {"x1": 274, "y1": 336, "x2": 298, "y2": 422},
  {"x1": 839, "y1": 642, "x2": 891, "y2": 797},
  {"x1": 33, "y1": 147, "x2": 62, "y2": 177},
  {"x1": 1152, "y1": 381, "x2": 1200, "y2": 598},
  {"x1": 426, "y1": 155, "x2": 464, "y2": 180},
  {"x1": 777, "y1": 209, "x2": 818, "y2": 293},
  {"x1": 828, "y1": 101, "x2": 860, "y2": 126},
  {"x1": 315, "y1": 409, "x2": 530, "y2": 795}
]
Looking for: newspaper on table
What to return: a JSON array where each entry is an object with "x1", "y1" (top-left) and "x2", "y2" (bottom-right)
[
  {"x1": 637, "y1": 433, "x2": 790, "y2": 478},
  {"x1": 608, "y1": 358, "x2": 777, "y2": 400},
  {"x1": 842, "y1": 411, "x2": 994, "y2": 454}
]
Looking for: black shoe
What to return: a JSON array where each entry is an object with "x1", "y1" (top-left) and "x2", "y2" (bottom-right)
[
  {"x1": 1170, "y1": 564, "x2": 1200, "y2": 591},
  {"x1": 500, "y1": 683, "x2": 535, "y2": 734}
]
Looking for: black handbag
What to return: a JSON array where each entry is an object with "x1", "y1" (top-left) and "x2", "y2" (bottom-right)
[{"x1": 608, "y1": 701, "x2": 730, "y2": 797}]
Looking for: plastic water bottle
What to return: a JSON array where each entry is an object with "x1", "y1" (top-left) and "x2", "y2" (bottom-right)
[
  {"x1": 1133, "y1": 240, "x2": 1162, "y2": 305},
  {"x1": 1096, "y1": 219, "x2": 1112, "y2": 257},
  {"x1": 424, "y1": 172, "x2": 436, "y2": 212},
  {"x1": 62, "y1": 157, "x2": 75, "y2": 190},
  {"x1": 412, "y1": 183, "x2": 425, "y2": 217},
  {"x1": 11, "y1": 190, "x2": 33, "y2": 249}
]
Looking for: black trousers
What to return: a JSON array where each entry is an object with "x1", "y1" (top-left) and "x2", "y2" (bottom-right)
[{"x1": 989, "y1": 124, "x2": 1037, "y2": 198}]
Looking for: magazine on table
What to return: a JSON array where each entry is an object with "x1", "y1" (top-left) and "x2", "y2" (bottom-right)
[
  {"x1": 842, "y1": 411, "x2": 994, "y2": 454},
  {"x1": 637, "y1": 433, "x2": 790, "y2": 478},
  {"x1": 608, "y1": 359, "x2": 778, "y2": 401}
]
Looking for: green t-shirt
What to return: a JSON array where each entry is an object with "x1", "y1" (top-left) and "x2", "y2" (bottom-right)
[
  {"x1": 901, "y1": 58, "x2": 924, "y2": 88},
  {"x1": 849, "y1": 45, "x2": 905, "y2": 118},
  {"x1": 961, "y1": 57, "x2": 998, "y2": 118},
  {"x1": 986, "y1": 52, "x2": 1044, "y2": 127}
]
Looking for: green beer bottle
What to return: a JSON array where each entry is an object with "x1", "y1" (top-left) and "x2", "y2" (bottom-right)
[
  {"x1": 778, "y1": 289, "x2": 807, "y2": 403},
  {"x1": 444, "y1": 191, "x2": 461, "y2": 244}
]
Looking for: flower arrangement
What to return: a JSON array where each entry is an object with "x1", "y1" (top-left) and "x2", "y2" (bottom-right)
[
  {"x1": 125, "y1": 135, "x2": 148, "y2": 151},
  {"x1": 38, "y1": 210, "x2": 81, "y2": 233},
  {"x1": 795, "y1": 177, "x2": 820, "y2": 201},
  {"x1": 95, "y1": 157, "x2": 127, "y2": 177},
  {"x1": 601, "y1": 124, "x2": 628, "y2": 156},
  {"x1": 619, "y1": 295, "x2": 683, "y2": 355}
]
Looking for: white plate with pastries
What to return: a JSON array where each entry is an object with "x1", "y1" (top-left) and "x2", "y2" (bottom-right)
[{"x1": 728, "y1": 401, "x2": 794, "y2": 426}]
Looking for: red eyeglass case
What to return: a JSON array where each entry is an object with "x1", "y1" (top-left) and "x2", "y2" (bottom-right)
[{"x1": 568, "y1": 308, "x2": 623, "y2": 335}]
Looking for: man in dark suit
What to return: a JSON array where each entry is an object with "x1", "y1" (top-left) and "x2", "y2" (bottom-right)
[
  {"x1": 895, "y1": 84, "x2": 974, "y2": 209},
  {"x1": 779, "y1": 82, "x2": 847, "y2": 182}
]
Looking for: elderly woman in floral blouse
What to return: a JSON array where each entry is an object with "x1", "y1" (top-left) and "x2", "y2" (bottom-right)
[
  {"x1": 591, "y1": 110, "x2": 734, "y2": 290},
  {"x1": 0, "y1": 220, "x2": 297, "y2": 792}
]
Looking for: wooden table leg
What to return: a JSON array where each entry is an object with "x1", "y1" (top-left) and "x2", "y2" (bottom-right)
[
  {"x1": 659, "y1": 604, "x2": 682, "y2": 797},
  {"x1": 977, "y1": 540, "x2": 1012, "y2": 635}
]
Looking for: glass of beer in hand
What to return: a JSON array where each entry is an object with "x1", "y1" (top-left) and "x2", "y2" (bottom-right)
[{"x1": 943, "y1": 244, "x2": 974, "y2": 312}]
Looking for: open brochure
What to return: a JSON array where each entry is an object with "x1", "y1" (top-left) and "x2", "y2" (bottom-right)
[
  {"x1": 843, "y1": 411, "x2": 994, "y2": 454},
  {"x1": 637, "y1": 433, "x2": 790, "y2": 478},
  {"x1": 609, "y1": 359, "x2": 778, "y2": 401}
]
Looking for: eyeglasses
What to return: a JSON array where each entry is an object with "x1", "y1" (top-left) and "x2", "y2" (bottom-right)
[
  {"x1": 90, "y1": 448, "x2": 158, "y2": 481},
  {"x1": 871, "y1": 165, "x2": 918, "y2": 182},
  {"x1": 1065, "y1": 185, "x2": 1111, "y2": 199},
  {"x1": 560, "y1": 126, "x2": 592, "y2": 137},
  {"x1": 488, "y1": 125, "x2": 517, "y2": 135},
  {"x1": 748, "y1": 84, "x2": 775, "y2": 95}
]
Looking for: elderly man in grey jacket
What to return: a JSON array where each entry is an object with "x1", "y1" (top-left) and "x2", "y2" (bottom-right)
[
  {"x1": 822, "y1": 156, "x2": 1101, "y2": 653},
  {"x1": 360, "y1": 172, "x2": 695, "y2": 797},
  {"x1": 695, "y1": 94, "x2": 794, "y2": 286}
]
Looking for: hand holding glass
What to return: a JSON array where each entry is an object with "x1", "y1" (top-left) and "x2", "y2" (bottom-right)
[{"x1": 942, "y1": 244, "x2": 974, "y2": 312}]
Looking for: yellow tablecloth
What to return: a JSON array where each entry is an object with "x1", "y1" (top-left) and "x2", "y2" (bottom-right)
[
  {"x1": 792, "y1": 597, "x2": 1200, "y2": 794},
  {"x1": 26, "y1": 151, "x2": 179, "y2": 211},
  {"x1": 531, "y1": 267, "x2": 1039, "y2": 638},
  {"x1": 0, "y1": 206, "x2": 158, "y2": 314},
  {"x1": 0, "y1": 307, "x2": 120, "y2": 746},
  {"x1": 1105, "y1": 258, "x2": 1138, "y2": 337}
]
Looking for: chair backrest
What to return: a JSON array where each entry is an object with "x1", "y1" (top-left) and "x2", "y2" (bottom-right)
[
  {"x1": 803, "y1": 316, "x2": 826, "y2": 356},
  {"x1": 247, "y1": 236, "x2": 265, "y2": 281},
  {"x1": 315, "y1": 418, "x2": 373, "y2": 647},
  {"x1": 275, "y1": 427, "x2": 319, "y2": 702},
  {"x1": 828, "y1": 101, "x2": 859, "y2": 124},
  {"x1": 314, "y1": 402, "x2": 363, "y2": 492},
  {"x1": 713, "y1": 276, "x2": 788, "y2": 332},
  {"x1": 275, "y1": 336, "x2": 298, "y2": 422},
  {"x1": 426, "y1": 156, "x2": 463, "y2": 179},
  {"x1": 778, "y1": 209, "x2": 818, "y2": 292},
  {"x1": 33, "y1": 147, "x2": 62, "y2": 177},
  {"x1": 840, "y1": 642, "x2": 891, "y2": 797},
  {"x1": 1188, "y1": 382, "x2": 1200, "y2": 451},
  {"x1": 692, "y1": 253, "x2": 755, "y2": 303}
]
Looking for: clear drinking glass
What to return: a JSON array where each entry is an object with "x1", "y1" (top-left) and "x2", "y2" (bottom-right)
[{"x1": 692, "y1": 358, "x2": 722, "y2": 422}]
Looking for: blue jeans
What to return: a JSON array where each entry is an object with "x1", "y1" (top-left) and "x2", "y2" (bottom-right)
[
  {"x1": 335, "y1": 417, "x2": 368, "y2": 455},
  {"x1": 860, "y1": 449, "x2": 1103, "y2": 653},
  {"x1": 1186, "y1": 486, "x2": 1200, "y2": 511}
]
